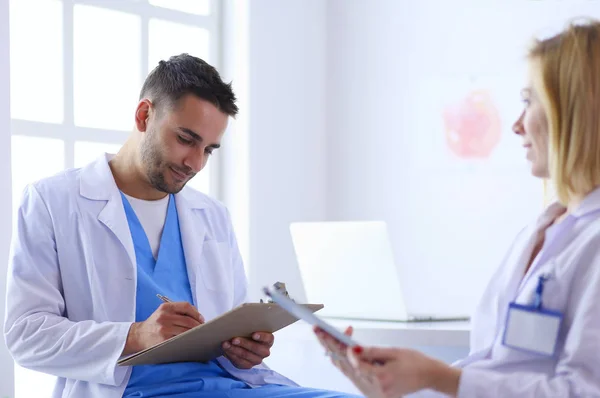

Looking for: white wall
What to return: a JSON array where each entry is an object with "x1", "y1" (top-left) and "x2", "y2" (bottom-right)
[
  {"x1": 221, "y1": 0, "x2": 250, "y2": 279},
  {"x1": 326, "y1": 0, "x2": 600, "y2": 316},
  {"x1": 245, "y1": 0, "x2": 328, "y2": 302},
  {"x1": 0, "y1": 0, "x2": 14, "y2": 396}
]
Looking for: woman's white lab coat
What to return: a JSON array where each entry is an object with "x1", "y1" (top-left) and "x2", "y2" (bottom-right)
[
  {"x1": 415, "y1": 189, "x2": 600, "y2": 397},
  {"x1": 3, "y1": 155, "x2": 296, "y2": 398}
]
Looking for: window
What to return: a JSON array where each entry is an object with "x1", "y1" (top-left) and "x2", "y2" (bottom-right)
[{"x1": 8, "y1": 0, "x2": 220, "y2": 396}]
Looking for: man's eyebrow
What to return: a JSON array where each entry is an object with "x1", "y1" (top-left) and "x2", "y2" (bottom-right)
[{"x1": 177, "y1": 127, "x2": 220, "y2": 148}]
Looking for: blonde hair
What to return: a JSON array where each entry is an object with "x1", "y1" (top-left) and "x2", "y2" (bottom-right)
[{"x1": 529, "y1": 19, "x2": 600, "y2": 205}]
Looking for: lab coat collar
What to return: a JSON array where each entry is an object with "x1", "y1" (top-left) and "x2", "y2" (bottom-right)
[
  {"x1": 79, "y1": 153, "x2": 120, "y2": 201},
  {"x1": 79, "y1": 153, "x2": 211, "y2": 209},
  {"x1": 536, "y1": 202, "x2": 566, "y2": 230},
  {"x1": 535, "y1": 185, "x2": 600, "y2": 228},
  {"x1": 572, "y1": 185, "x2": 600, "y2": 219},
  {"x1": 175, "y1": 185, "x2": 212, "y2": 210}
]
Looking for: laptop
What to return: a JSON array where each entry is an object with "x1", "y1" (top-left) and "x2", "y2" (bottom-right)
[{"x1": 289, "y1": 221, "x2": 470, "y2": 322}]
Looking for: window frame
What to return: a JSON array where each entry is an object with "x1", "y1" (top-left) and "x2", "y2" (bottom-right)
[
  {"x1": 10, "y1": 0, "x2": 224, "y2": 197},
  {"x1": 5, "y1": 1, "x2": 224, "y2": 396}
]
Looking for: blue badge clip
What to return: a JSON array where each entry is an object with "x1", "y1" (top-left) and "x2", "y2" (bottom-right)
[{"x1": 532, "y1": 273, "x2": 552, "y2": 310}]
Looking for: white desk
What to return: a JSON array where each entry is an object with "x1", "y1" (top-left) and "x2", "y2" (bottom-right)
[
  {"x1": 274, "y1": 319, "x2": 471, "y2": 347},
  {"x1": 326, "y1": 319, "x2": 471, "y2": 347},
  {"x1": 266, "y1": 319, "x2": 471, "y2": 393}
]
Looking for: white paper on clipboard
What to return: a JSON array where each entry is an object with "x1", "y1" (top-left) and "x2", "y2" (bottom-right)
[{"x1": 263, "y1": 286, "x2": 359, "y2": 347}]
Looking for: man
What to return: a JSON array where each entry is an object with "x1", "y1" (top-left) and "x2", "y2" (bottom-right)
[{"x1": 4, "y1": 54, "x2": 357, "y2": 398}]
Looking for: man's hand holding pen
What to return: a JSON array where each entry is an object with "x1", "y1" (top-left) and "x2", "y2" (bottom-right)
[{"x1": 122, "y1": 296, "x2": 204, "y2": 356}]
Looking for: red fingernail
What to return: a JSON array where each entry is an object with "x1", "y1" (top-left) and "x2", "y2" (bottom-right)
[{"x1": 353, "y1": 345, "x2": 363, "y2": 354}]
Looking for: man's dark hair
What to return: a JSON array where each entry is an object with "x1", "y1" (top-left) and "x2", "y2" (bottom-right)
[{"x1": 140, "y1": 53, "x2": 238, "y2": 117}]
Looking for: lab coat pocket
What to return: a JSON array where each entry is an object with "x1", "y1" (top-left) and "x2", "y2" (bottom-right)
[{"x1": 198, "y1": 240, "x2": 234, "y2": 294}]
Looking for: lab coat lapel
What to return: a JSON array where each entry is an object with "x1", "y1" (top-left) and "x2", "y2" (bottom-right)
[
  {"x1": 516, "y1": 202, "x2": 568, "y2": 292},
  {"x1": 79, "y1": 155, "x2": 137, "y2": 277},
  {"x1": 175, "y1": 189, "x2": 208, "y2": 310},
  {"x1": 97, "y1": 196, "x2": 137, "y2": 271}
]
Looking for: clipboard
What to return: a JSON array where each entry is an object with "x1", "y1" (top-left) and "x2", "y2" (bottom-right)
[{"x1": 117, "y1": 302, "x2": 324, "y2": 366}]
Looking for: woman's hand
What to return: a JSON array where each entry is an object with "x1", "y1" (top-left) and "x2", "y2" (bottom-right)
[
  {"x1": 348, "y1": 345, "x2": 461, "y2": 397},
  {"x1": 314, "y1": 326, "x2": 461, "y2": 398},
  {"x1": 314, "y1": 326, "x2": 384, "y2": 398}
]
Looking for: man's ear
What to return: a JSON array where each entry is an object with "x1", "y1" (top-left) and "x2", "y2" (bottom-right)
[{"x1": 135, "y1": 99, "x2": 153, "y2": 132}]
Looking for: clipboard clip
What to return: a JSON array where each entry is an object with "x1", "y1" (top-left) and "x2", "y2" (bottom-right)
[{"x1": 261, "y1": 282, "x2": 294, "y2": 303}]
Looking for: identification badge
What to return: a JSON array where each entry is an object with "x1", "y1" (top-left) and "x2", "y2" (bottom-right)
[{"x1": 502, "y1": 275, "x2": 563, "y2": 357}]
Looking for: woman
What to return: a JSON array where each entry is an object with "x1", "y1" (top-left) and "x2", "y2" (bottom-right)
[{"x1": 316, "y1": 19, "x2": 600, "y2": 398}]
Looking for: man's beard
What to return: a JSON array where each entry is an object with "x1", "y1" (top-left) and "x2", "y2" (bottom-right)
[{"x1": 140, "y1": 132, "x2": 186, "y2": 194}]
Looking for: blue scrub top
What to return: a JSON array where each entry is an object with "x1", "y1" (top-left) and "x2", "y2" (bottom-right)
[{"x1": 121, "y1": 193, "x2": 249, "y2": 397}]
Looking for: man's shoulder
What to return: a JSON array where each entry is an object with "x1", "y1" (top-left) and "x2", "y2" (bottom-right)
[{"x1": 26, "y1": 167, "x2": 82, "y2": 200}]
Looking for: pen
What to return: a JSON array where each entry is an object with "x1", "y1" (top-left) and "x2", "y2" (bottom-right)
[
  {"x1": 157, "y1": 294, "x2": 173, "y2": 303},
  {"x1": 156, "y1": 294, "x2": 205, "y2": 325}
]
